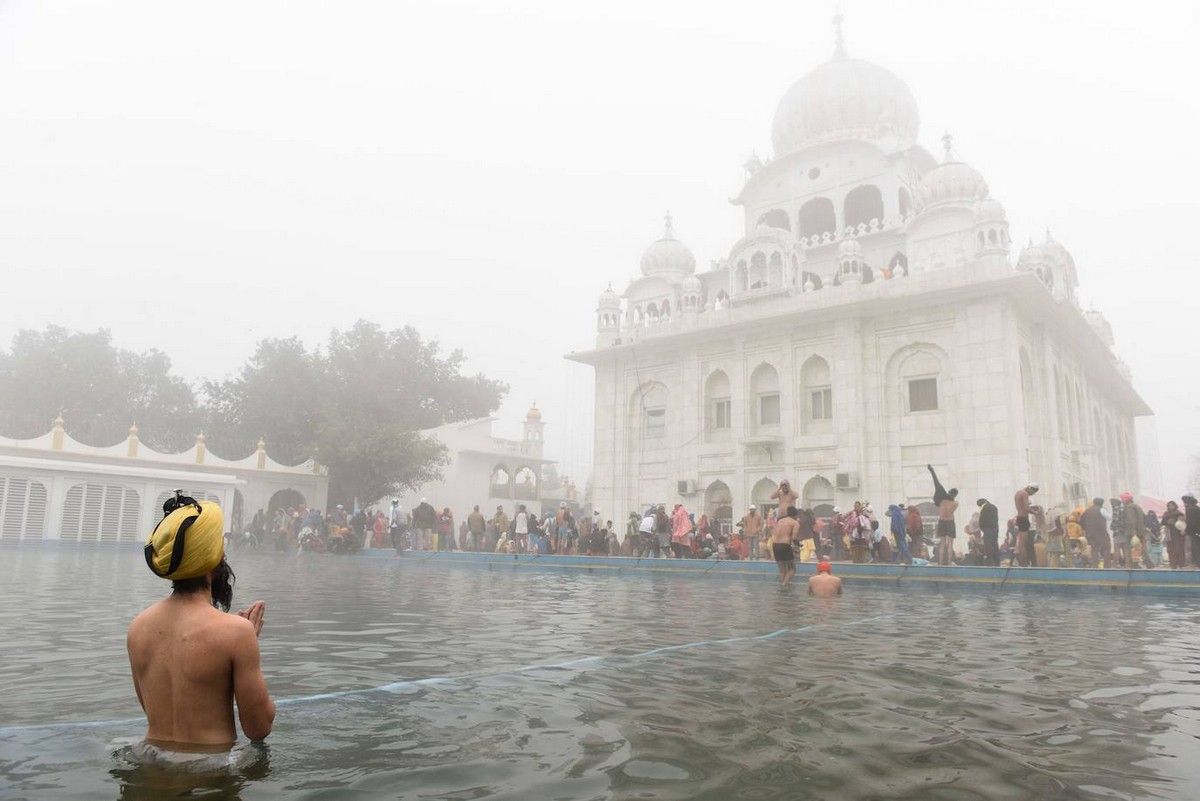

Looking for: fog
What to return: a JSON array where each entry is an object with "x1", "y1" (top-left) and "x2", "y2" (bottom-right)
[{"x1": 1, "y1": 0, "x2": 1197, "y2": 491}]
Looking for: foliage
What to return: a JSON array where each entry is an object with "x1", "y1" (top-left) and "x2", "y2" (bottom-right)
[
  {"x1": 0, "y1": 325, "x2": 201, "y2": 450},
  {"x1": 202, "y1": 320, "x2": 507, "y2": 505},
  {"x1": 0, "y1": 321, "x2": 507, "y2": 508}
]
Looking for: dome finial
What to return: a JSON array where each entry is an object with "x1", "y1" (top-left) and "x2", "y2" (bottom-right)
[
  {"x1": 663, "y1": 211, "x2": 675, "y2": 239},
  {"x1": 941, "y1": 132, "x2": 955, "y2": 163},
  {"x1": 832, "y1": 7, "x2": 847, "y2": 59}
]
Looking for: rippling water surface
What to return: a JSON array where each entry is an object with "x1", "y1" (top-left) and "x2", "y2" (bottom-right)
[{"x1": 3, "y1": 547, "x2": 1200, "y2": 800}]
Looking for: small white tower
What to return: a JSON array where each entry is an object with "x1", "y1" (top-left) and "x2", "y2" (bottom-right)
[
  {"x1": 596, "y1": 284, "x2": 621, "y2": 347},
  {"x1": 523, "y1": 403, "x2": 545, "y2": 457},
  {"x1": 973, "y1": 197, "x2": 1010, "y2": 268},
  {"x1": 837, "y1": 239, "x2": 865, "y2": 285}
]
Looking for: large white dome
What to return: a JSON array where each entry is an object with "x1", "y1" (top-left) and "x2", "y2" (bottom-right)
[{"x1": 771, "y1": 56, "x2": 920, "y2": 157}]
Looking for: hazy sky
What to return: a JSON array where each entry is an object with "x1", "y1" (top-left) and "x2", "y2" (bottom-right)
[{"x1": 1, "y1": 0, "x2": 1197, "y2": 492}]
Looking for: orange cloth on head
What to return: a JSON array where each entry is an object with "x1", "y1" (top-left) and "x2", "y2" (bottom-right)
[{"x1": 817, "y1": 560, "x2": 832, "y2": 574}]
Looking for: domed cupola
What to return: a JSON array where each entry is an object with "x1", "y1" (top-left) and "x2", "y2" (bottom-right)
[
  {"x1": 917, "y1": 135, "x2": 988, "y2": 210},
  {"x1": 596, "y1": 284, "x2": 620, "y2": 335},
  {"x1": 836, "y1": 238, "x2": 867, "y2": 285},
  {"x1": 1017, "y1": 231, "x2": 1078, "y2": 303},
  {"x1": 973, "y1": 196, "x2": 1010, "y2": 261},
  {"x1": 771, "y1": 17, "x2": 919, "y2": 157},
  {"x1": 640, "y1": 213, "x2": 696, "y2": 281}
]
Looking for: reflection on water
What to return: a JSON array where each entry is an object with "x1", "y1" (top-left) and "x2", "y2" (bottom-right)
[{"x1": 2, "y1": 546, "x2": 1200, "y2": 799}]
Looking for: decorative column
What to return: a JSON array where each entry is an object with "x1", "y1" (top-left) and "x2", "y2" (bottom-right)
[
  {"x1": 127, "y1": 424, "x2": 140, "y2": 458},
  {"x1": 256, "y1": 437, "x2": 267, "y2": 470},
  {"x1": 195, "y1": 432, "x2": 206, "y2": 464},
  {"x1": 51, "y1": 414, "x2": 65, "y2": 450}
]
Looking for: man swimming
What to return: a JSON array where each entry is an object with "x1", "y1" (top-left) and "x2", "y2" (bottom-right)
[
  {"x1": 127, "y1": 491, "x2": 275, "y2": 749},
  {"x1": 771, "y1": 506, "x2": 801, "y2": 587},
  {"x1": 808, "y1": 558, "x2": 843, "y2": 597}
]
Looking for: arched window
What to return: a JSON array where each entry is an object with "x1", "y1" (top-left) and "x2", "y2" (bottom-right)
[
  {"x1": 798, "y1": 197, "x2": 836, "y2": 240},
  {"x1": 750, "y1": 363, "x2": 781, "y2": 429},
  {"x1": 978, "y1": 231, "x2": 986, "y2": 248},
  {"x1": 715, "y1": 289, "x2": 730, "y2": 308},
  {"x1": 660, "y1": 299, "x2": 671, "y2": 319},
  {"x1": 705, "y1": 370, "x2": 732, "y2": 442},
  {"x1": 490, "y1": 465, "x2": 511, "y2": 497},
  {"x1": 899, "y1": 350, "x2": 942, "y2": 413},
  {"x1": 757, "y1": 209, "x2": 791, "y2": 230},
  {"x1": 844, "y1": 185, "x2": 884, "y2": 231},
  {"x1": 898, "y1": 187, "x2": 912, "y2": 217},
  {"x1": 800, "y1": 356, "x2": 833, "y2": 431},
  {"x1": 750, "y1": 251, "x2": 767, "y2": 290},
  {"x1": 636, "y1": 384, "x2": 668, "y2": 440},
  {"x1": 769, "y1": 252, "x2": 783, "y2": 287},
  {"x1": 514, "y1": 466, "x2": 538, "y2": 499},
  {"x1": 988, "y1": 229, "x2": 998, "y2": 245},
  {"x1": 736, "y1": 261, "x2": 748, "y2": 293},
  {"x1": 888, "y1": 252, "x2": 908, "y2": 277}
]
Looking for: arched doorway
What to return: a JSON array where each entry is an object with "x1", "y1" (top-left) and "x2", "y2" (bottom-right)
[
  {"x1": 752, "y1": 478, "x2": 779, "y2": 518},
  {"x1": 267, "y1": 488, "x2": 306, "y2": 515},
  {"x1": 803, "y1": 476, "x2": 835, "y2": 519},
  {"x1": 704, "y1": 480, "x2": 733, "y2": 536}
]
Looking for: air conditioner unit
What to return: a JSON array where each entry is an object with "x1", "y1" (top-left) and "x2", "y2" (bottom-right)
[
  {"x1": 835, "y1": 472, "x2": 859, "y2": 490},
  {"x1": 677, "y1": 479, "x2": 697, "y2": 495}
]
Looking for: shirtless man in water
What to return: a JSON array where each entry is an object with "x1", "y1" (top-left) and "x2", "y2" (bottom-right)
[
  {"x1": 771, "y1": 506, "x2": 801, "y2": 586},
  {"x1": 128, "y1": 492, "x2": 275, "y2": 749},
  {"x1": 808, "y1": 558, "x2": 843, "y2": 597}
]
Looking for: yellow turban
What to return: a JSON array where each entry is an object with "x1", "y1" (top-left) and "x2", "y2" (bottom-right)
[{"x1": 144, "y1": 500, "x2": 225, "y2": 580}]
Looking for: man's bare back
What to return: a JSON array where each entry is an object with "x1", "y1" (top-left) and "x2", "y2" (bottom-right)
[
  {"x1": 127, "y1": 594, "x2": 273, "y2": 747},
  {"x1": 808, "y1": 573, "x2": 843, "y2": 597},
  {"x1": 771, "y1": 516, "x2": 799, "y2": 544}
]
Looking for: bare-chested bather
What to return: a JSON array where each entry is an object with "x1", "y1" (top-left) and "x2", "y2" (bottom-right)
[
  {"x1": 808, "y1": 558, "x2": 843, "y2": 597},
  {"x1": 128, "y1": 492, "x2": 275, "y2": 750},
  {"x1": 771, "y1": 506, "x2": 801, "y2": 586}
]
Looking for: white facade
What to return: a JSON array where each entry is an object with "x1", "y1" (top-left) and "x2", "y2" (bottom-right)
[
  {"x1": 0, "y1": 417, "x2": 329, "y2": 542},
  {"x1": 570, "y1": 39, "x2": 1150, "y2": 533},
  {"x1": 396, "y1": 407, "x2": 557, "y2": 519}
]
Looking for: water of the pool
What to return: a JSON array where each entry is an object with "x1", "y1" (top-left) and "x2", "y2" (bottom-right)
[{"x1": 2, "y1": 547, "x2": 1199, "y2": 800}]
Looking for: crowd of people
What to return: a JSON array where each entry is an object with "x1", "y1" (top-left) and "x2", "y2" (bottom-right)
[{"x1": 235, "y1": 471, "x2": 1200, "y2": 571}]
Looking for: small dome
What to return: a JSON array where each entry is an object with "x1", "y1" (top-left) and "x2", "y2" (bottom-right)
[
  {"x1": 597, "y1": 284, "x2": 620, "y2": 308},
  {"x1": 526, "y1": 403, "x2": 542, "y2": 422},
  {"x1": 918, "y1": 160, "x2": 988, "y2": 209},
  {"x1": 838, "y1": 238, "x2": 863, "y2": 259},
  {"x1": 640, "y1": 214, "x2": 696, "y2": 279},
  {"x1": 682, "y1": 274, "x2": 702, "y2": 294},
  {"x1": 1043, "y1": 235, "x2": 1076, "y2": 274},
  {"x1": 772, "y1": 57, "x2": 920, "y2": 156},
  {"x1": 1016, "y1": 241, "x2": 1048, "y2": 272},
  {"x1": 976, "y1": 197, "x2": 1007, "y2": 224}
]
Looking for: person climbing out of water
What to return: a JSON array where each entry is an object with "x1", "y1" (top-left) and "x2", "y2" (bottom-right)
[
  {"x1": 127, "y1": 491, "x2": 274, "y2": 749},
  {"x1": 927, "y1": 465, "x2": 958, "y2": 565}
]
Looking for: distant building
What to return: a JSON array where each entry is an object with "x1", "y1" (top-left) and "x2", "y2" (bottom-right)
[
  {"x1": 0, "y1": 416, "x2": 328, "y2": 542},
  {"x1": 569, "y1": 28, "x2": 1150, "y2": 534},
  {"x1": 397, "y1": 405, "x2": 558, "y2": 518}
]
